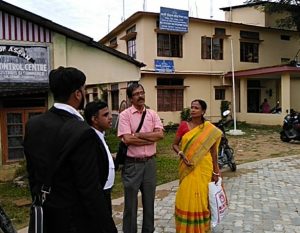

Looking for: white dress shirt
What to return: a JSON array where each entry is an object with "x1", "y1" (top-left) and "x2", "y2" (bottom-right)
[{"x1": 92, "y1": 128, "x2": 115, "y2": 190}]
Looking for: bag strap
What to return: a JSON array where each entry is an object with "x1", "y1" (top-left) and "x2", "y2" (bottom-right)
[{"x1": 135, "y1": 110, "x2": 146, "y2": 133}]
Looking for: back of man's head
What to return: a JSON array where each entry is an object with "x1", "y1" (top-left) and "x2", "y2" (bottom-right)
[
  {"x1": 49, "y1": 66, "x2": 86, "y2": 102},
  {"x1": 84, "y1": 100, "x2": 108, "y2": 126}
]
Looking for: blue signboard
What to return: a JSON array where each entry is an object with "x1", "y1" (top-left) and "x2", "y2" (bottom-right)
[
  {"x1": 159, "y1": 7, "x2": 189, "y2": 33},
  {"x1": 155, "y1": 59, "x2": 174, "y2": 73}
]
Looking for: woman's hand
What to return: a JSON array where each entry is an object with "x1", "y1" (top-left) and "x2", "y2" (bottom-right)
[
  {"x1": 178, "y1": 151, "x2": 194, "y2": 166},
  {"x1": 212, "y1": 174, "x2": 219, "y2": 183},
  {"x1": 212, "y1": 171, "x2": 220, "y2": 183}
]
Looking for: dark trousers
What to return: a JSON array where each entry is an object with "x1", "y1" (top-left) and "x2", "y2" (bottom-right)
[
  {"x1": 103, "y1": 188, "x2": 112, "y2": 217},
  {"x1": 122, "y1": 157, "x2": 156, "y2": 233}
]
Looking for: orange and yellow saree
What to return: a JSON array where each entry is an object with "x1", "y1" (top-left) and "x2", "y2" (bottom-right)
[{"x1": 175, "y1": 121, "x2": 222, "y2": 233}]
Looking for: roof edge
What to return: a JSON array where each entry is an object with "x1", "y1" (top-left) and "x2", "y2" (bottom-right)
[{"x1": 0, "y1": 0, "x2": 145, "y2": 68}]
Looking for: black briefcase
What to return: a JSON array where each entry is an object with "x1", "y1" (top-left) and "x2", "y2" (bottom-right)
[{"x1": 0, "y1": 205, "x2": 17, "y2": 233}]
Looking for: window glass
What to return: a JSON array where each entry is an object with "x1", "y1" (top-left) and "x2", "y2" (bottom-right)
[
  {"x1": 215, "y1": 89, "x2": 225, "y2": 100},
  {"x1": 201, "y1": 37, "x2": 223, "y2": 60},
  {"x1": 240, "y1": 31, "x2": 259, "y2": 40},
  {"x1": 109, "y1": 37, "x2": 117, "y2": 45},
  {"x1": 280, "y1": 35, "x2": 290, "y2": 40},
  {"x1": 111, "y1": 84, "x2": 119, "y2": 111},
  {"x1": 157, "y1": 33, "x2": 182, "y2": 57},
  {"x1": 156, "y1": 78, "x2": 183, "y2": 111},
  {"x1": 240, "y1": 42, "x2": 259, "y2": 62},
  {"x1": 215, "y1": 28, "x2": 226, "y2": 36},
  {"x1": 127, "y1": 38, "x2": 136, "y2": 59},
  {"x1": 126, "y1": 25, "x2": 136, "y2": 33}
]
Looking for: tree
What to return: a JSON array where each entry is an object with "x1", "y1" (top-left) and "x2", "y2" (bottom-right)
[{"x1": 246, "y1": 0, "x2": 300, "y2": 31}]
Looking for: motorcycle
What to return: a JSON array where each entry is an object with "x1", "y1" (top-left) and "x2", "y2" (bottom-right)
[
  {"x1": 271, "y1": 101, "x2": 282, "y2": 114},
  {"x1": 280, "y1": 109, "x2": 300, "y2": 142},
  {"x1": 215, "y1": 110, "x2": 237, "y2": 172},
  {"x1": 0, "y1": 205, "x2": 17, "y2": 233}
]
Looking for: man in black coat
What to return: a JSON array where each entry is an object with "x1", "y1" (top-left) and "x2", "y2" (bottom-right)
[
  {"x1": 84, "y1": 100, "x2": 115, "y2": 217},
  {"x1": 23, "y1": 67, "x2": 117, "y2": 233}
]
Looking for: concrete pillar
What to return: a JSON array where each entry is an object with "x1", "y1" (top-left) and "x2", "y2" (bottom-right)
[
  {"x1": 240, "y1": 78, "x2": 247, "y2": 113},
  {"x1": 281, "y1": 73, "x2": 290, "y2": 114}
]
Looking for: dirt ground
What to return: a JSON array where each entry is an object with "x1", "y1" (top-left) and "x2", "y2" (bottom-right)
[{"x1": 227, "y1": 129, "x2": 300, "y2": 164}]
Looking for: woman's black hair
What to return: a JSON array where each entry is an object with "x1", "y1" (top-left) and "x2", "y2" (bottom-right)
[{"x1": 191, "y1": 99, "x2": 207, "y2": 122}]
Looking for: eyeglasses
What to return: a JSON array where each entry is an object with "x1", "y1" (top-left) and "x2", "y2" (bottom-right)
[{"x1": 132, "y1": 91, "x2": 145, "y2": 97}]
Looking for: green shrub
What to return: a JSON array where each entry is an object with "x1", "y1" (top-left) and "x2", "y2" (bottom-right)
[{"x1": 180, "y1": 108, "x2": 191, "y2": 121}]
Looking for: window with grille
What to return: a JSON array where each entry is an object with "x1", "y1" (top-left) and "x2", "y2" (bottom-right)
[
  {"x1": 127, "y1": 38, "x2": 136, "y2": 59},
  {"x1": 157, "y1": 78, "x2": 183, "y2": 111},
  {"x1": 201, "y1": 36, "x2": 223, "y2": 60},
  {"x1": 109, "y1": 37, "x2": 118, "y2": 48},
  {"x1": 240, "y1": 30, "x2": 260, "y2": 63},
  {"x1": 111, "y1": 84, "x2": 119, "y2": 111},
  {"x1": 123, "y1": 25, "x2": 136, "y2": 59},
  {"x1": 240, "y1": 31, "x2": 259, "y2": 40},
  {"x1": 215, "y1": 28, "x2": 226, "y2": 36},
  {"x1": 215, "y1": 89, "x2": 225, "y2": 100},
  {"x1": 157, "y1": 33, "x2": 182, "y2": 57},
  {"x1": 281, "y1": 35, "x2": 290, "y2": 40},
  {"x1": 240, "y1": 42, "x2": 259, "y2": 62}
]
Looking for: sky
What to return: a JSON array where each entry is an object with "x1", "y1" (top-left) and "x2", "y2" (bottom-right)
[{"x1": 4, "y1": 0, "x2": 245, "y2": 41}]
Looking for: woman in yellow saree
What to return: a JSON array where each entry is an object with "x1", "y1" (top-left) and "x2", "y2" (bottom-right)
[{"x1": 172, "y1": 99, "x2": 222, "y2": 233}]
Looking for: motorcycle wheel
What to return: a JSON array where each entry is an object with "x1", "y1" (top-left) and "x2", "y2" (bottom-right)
[
  {"x1": 280, "y1": 132, "x2": 291, "y2": 142},
  {"x1": 225, "y1": 149, "x2": 237, "y2": 172},
  {"x1": 229, "y1": 162, "x2": 237, "y2": 172}
]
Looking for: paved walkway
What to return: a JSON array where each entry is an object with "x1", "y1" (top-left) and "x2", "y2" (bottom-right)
[{"x1": 19, "y1": 154, "x2": 300, "y2": 233}]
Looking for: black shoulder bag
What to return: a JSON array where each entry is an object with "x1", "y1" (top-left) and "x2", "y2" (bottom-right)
[
  {"x1": 115, "y1": 110, "x2": 146, "y2": 168},
  {"x1": 28, "y1": 119, "x2": 82, "y2": 233},
  {"x1": 0, "y1": 205, "x2": 17, "y2": 233}
]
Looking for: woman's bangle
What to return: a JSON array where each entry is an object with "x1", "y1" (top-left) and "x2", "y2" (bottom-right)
[
  {"x1": 212, "y1": 171, "x2": 220, "y2": 176},
  {"x1": 177, "y1": 151, "x2": 183, "y2": 157}
]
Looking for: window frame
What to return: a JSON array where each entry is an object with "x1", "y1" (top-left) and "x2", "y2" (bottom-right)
[
  {"x1": 127, "y1": 38, "x2": 136, "y2": 59},
  {"x1": 157, "y1": 33, "x2": 183, "y2": 57},
  {"x1": 201, "y1": 36, "x2": 223, "y2": 60},
  {"x1": 240, "y1": 41, "x2": 259, "y2": 63},
  {"x1": 156, "y1": 78, "x2": 184, "y2": 111},
  {"x1": 111, "y1": 84, "x2": 119, "y2": 111},
  {"x1": 215, "y1": 88, "x2": 226, "y2": 100}
]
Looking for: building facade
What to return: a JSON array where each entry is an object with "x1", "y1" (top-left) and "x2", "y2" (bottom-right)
[{"x1": 99, "y1": 3, "x2": 300, "y2": 126}]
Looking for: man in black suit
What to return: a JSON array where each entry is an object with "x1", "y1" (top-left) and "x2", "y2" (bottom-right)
[
  {"x1": 84, "y1": 100, "x2": 115, "y2": 217},
  {"x1": 23, "y1": 67, "x2": 117, "y2": 233}
]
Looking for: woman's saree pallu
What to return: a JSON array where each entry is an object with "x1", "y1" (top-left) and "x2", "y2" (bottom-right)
[{"x1": 175, "y1": 121, "x2": 222, "y2": 233}]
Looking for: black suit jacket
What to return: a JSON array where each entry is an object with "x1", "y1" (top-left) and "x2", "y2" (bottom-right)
[{"x1": 24, "y1": 107, "x2": 117, "y2": 233}]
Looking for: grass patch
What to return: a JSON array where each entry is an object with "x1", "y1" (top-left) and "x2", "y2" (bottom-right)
[
  {"x1": 0, "y1": 182, "x2": 31, "y2": 229},
  {"x1": 226, "y1": 121, "x2": 282, "y2": 138}
]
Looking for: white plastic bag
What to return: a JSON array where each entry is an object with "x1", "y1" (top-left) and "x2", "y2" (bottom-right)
[{"x1": 208, "y1": 177, "x2": 228, "y2": 227}]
